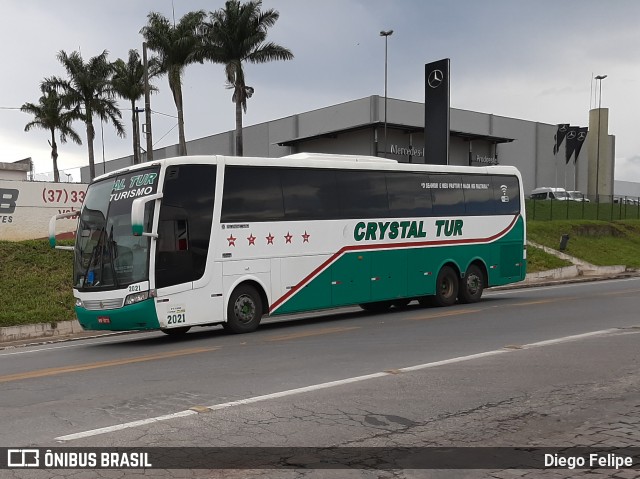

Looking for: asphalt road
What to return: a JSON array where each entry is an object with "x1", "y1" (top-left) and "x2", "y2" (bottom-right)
[{"x1": 1, "y1": 277, "x2": 640, "y2": 478}]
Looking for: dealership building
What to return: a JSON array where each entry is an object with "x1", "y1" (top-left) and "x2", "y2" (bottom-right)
[{"x1": 80, "y1": 95, "x2": 621, "y2": 199}]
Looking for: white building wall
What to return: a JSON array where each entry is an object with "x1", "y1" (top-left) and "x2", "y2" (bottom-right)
[
  {"x1": 0, "y1": 179, "x2": 87, "y2": 241},
  {"x1": 0, "y1": 169, "x2": 27, "y2": 181}
]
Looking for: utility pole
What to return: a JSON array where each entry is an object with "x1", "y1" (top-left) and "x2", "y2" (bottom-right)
[{"x1": 143, "y1": 42, "x2": 153, "y2": 162}]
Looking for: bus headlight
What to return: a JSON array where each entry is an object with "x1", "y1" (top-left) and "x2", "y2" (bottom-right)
[
  {"x1": 75, "y1": 298, "x2": 83, "y2": 308},
  {"x1": 124, "y1": 290, "x2": 150, "y2": 306}
]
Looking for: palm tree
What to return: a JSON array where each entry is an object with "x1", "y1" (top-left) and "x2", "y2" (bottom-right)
[
  {"x1": 111, "y1": 49, "x2": 159, "y2": 164},
  {"x1": 47, "y1": 50, "x2": 125, "y2": 180},
  {"x1": 141, "y1": 10, "x2": 206, "y2": 156},
  {"x1": 198, "y1": 0, "x2": 293, "y2": 156},
  {"x1": 21, "y1": 83, "x2": 82, "y2": 182}
]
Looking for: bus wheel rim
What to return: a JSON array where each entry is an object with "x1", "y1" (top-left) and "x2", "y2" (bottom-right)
[
  {"x1": 467, "y1": 274, "x2": 480, "y2": 295},
  {"x1": 441, "y1": 278, "x2": 453, "y2": 297},
  {"x1": 234, "y1": 295, "x2": 256, "y2": 324}
]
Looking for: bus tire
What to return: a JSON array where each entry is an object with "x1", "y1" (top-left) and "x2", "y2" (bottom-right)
[
  {"x1": 359, "y1": 300, "x2": 392, "y2": 313},
  {"x1": 458, "y1": 264, "x2": 485, "y2": 304},
  {"x1": 160, "y1": 326, "x2": 191, "y2": 336},
  {"x1": 433, "y1": 265, "x2": 458, "y2": 307},
  {"x1": 226, "y1": 284, "x2": 263, "y2": 334}
]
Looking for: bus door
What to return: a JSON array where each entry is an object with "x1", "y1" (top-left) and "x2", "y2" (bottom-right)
[{"x1": 152, "y1": 164, "x2": 221, "y2": 328}]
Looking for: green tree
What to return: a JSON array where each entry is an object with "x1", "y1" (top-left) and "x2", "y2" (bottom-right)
[
  {"x1": 21, "y1": 83, "x2": 82, "y2": 182},
  {"x1": 141, "y1": 10, "x2": 206, "y2": 156},
  {"x1": 111, "y1": 49, "x2": 159, "y2": 164},
  {"x1": 198, "y1": 0, "x2": 293, "y2": 156},
  {"x1": 47, "y1": 50, "x2": 125, "y2": 180}
]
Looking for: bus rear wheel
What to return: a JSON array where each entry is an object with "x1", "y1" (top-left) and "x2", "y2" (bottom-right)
[
  {"x1": 433, "y1": 265, "x2": 459, "y2": 307},
  {"x1": 160, "y1": 326, "x2": 191, "y2": 336},
  {"x1": 458, "y1": 264, "x2": 485, "y2": 304},
  {"x1": 225, "y1": 284, "x2": 263, "y2": 334}
]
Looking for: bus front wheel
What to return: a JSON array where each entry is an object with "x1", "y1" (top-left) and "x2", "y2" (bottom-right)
[
  {"x1": 225, "y1": 284, "x2": 263, "y2": 334},
  {"x1": 433, "y1": 265, "x2": 459, "y2": 307},
  {"x1": 458, "y1": 264, "x2": 485, "y2": 304}
]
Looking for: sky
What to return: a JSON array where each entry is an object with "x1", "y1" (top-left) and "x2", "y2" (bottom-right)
[{"x1": 2, "y1": 0, "x2": 640, "y2": 183}]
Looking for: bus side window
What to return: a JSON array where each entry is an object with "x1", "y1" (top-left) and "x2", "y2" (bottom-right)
[
  {"x1": 281, "y1": 168, "x2": 339, "y2": 220},
  {"x1": 429, "y1": 174, "x2": 465, "y2": 216},
  {"x1": 336, "y1": 170, "x2": 388, "y2": 219},
  {"x1": 221, "y1": 166, "x2": 284, "y2": 222},
  {"x1": 493, "y1": 176, "x2": 520, "y2": 214},
  {"x1": 386, "y1": 171, "x2": 433, "y2": 217},
  {"x1": 461, "y1": 175, "x2": 495, "y2": 216}
]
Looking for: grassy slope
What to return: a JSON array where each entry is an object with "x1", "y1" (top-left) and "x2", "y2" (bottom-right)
[
  {"x1": 526, "y1": 245, "x2": 571, "y2": 273},
  {"x1": 0, "y1": 240, "x2": 76, "y2": 327},
  {"x1": 527, "y1": 220, "x2": 640, "y2": 268},
  {"x1": 1, "y1": 220, "x2": 638, "y2": 327}
]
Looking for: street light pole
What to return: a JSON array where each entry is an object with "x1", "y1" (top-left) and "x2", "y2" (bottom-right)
[
  {"x1": 380, "y1": 29, "x2": 393, "y2": 158},
  {"x1": 595, "y1": 74, "x2": 607, "y2": 204}
]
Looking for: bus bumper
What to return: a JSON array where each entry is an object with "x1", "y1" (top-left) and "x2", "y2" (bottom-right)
[{"x1": 75, "y1": 298, "x2": 160, "y2": 331}]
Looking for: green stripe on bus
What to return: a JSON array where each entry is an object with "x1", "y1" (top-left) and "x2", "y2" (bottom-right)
[{"x1": 273, "y1": 216, "x2": 525, "y2": 315}]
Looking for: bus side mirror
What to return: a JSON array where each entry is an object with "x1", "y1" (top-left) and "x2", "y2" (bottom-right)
[
  {"x1": 49, "y1": 210, "x2": 80, "y2": 250},
  {"x1": 131, "y1": 193, "x2": 163, "y2": 237}
]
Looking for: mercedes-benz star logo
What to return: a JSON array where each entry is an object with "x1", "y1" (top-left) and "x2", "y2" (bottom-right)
[
  {"x1": 567, "y1": 130, "x2": 577, "y2": 140},
  {"x1": 577, "y1": 132, "x2": 587, "y2": 141},
  {"x1": 428, "y1": 69, "x2": 444, "y2": 89},
  {"x1": 559, "y1": 124, "x2": 568, "y2": 132}
]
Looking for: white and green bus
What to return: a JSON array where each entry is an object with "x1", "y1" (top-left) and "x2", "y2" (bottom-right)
[{"x1": 50, "y1": 153, "x2": 526, "y2": 335}]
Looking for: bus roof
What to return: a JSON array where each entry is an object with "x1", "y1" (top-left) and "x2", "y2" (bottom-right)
[
  {"x1": 91, "y1": 153, "x2": 522, "y2": 183},
  {"x1": 283, "y1": 152, "x2": 398, "y2": 163}
]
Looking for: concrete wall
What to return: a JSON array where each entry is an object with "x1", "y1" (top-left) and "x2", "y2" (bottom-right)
[
  {"x1": 0, "y1": 169, "x2": 27, "y2": 181},
  {"x1": 0, "y1": 179, "x2": 87, "y2": 241},
  {"x1": 0, "y1": 161, "x2": 30, "y2": 181}
]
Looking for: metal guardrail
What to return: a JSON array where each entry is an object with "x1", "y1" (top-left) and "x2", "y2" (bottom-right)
[{"x1": 527, "y1": 195, "x2": 640, "y2": 221}]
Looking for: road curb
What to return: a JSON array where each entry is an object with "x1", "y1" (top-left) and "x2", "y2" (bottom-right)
[
  {"x1": 0, "y1": 320, "x2": 84, "y2": 343},
  {"x1": 0, "y1": 320, "x2": 127, "y2": 350}
]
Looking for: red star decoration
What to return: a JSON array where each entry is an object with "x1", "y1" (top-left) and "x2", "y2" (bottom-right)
[
  {"x1": 266, "y1": 233, "x2": 275, "y2": 245},
  {"x1": 227, "y1": 234, "x2": 236, "y2": 246},
  {"x1": 284, "y1": 232, "x2": 293, "y2": 244},
  {"x1": 302, "y1": 231, "x2": 310, "y2": 243},
  {"x1": 247, "y1": 234, "x2": 256, "y2": 245}
]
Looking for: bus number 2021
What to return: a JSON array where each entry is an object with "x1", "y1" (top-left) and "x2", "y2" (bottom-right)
[{"x1": 167, "y1": 313, "x2": 185, "y2": 324}]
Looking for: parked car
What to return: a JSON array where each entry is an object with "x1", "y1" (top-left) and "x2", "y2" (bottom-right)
[
  {"x1": 614, "y1": 197, "x2": 639, "y2": 205},
  {"x1": 567, "y1": 190, "x2": 590, "y2": 202},
  {"x1": 530, "y1": 187, "x2": 570, "y2": 201}
]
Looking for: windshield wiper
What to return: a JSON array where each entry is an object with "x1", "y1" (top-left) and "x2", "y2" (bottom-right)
[
  {"x1": 81, "y1": 227, "x2": 105, "y2": 287},
  {"x1": 106, "y1": 225, "x2": 120, "y2": 289}
]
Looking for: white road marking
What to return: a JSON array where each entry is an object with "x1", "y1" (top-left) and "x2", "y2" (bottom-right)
[
  {"x1": 54, "y1": 327, "x2": 627, "y2": 442},
  {"x1": 56, "y1": 411, "x2": 197, "y2": 441}
]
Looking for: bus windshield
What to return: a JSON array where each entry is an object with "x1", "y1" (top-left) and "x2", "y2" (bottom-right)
[{"x1": 74, "y1": 166, "x2": 160, "y2": 291}]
